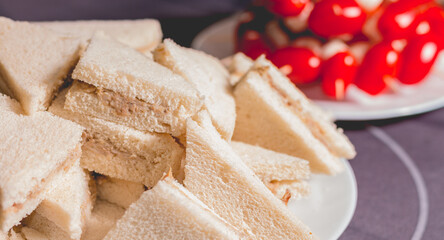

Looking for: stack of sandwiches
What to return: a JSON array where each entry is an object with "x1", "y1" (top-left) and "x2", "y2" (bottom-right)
[{"x1": 0, "y1": 16, "x2": 355, "y2": 240}]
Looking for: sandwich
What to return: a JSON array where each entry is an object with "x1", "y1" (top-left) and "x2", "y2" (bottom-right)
[
  {"x1": 232, "y1": 56, "x2": 355, "y2": 174},
  {"x1": 224, "y1": 52, "x2": 254, "y2": 86},
  {"x1": 104, "y1": 175, "x2": 240, "y2": 240},
  {"x1": 35, "y1": 162, "x2": 92, "y2": 240},
  {"x1": 0, "y1": 94, "x2": 83, "y2": 233},
  {"x1": 81, "y1": 200, "x2": 125, "y2": 240},
  {"x1": 49, "y1": 89, "x2": 184, "y2": 188},
  {"x1": 37, "y1": 19, "x2": 162, "y2": 53},
  {"x1": 230, "y1": 141, "x2": 311, "y2": 200},
  {"x1": 0, "y1": 17, "x2": 81, "y2": 115},
  {"x1": 95, "y1": 175, "x2": 146, "y2": 209},
  {"x1": 153, "y1": 39, "x2": 236, "y2": 139},
  {"x1": 183, "y1": 111, "x2": 315, "y2": 239},
  {"x1": 64, "y1": 32, "x2": 203, "y2": 137}
]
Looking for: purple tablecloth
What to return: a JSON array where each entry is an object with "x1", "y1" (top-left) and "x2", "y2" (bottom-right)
[{"x1": 2, "y1": 1, "x2": 444, "y2": 239}]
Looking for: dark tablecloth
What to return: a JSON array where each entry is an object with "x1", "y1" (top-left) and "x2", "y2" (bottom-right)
[{"x1": 2, "y1": 1, "x2": 443, "y2": 239}]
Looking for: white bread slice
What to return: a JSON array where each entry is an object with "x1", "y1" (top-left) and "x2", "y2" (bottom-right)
[
  {"x1": 183, "y1": 111, "x2": 315, "y2": 239},
  {"x1": 0, "y1": 17, "x2": 81, "y2": 115},
  {"x1": 49, "y1": 90, "x2": 184, "y2": 187},
  {"x1": 230, "y1": 141, "x2": 310, "y2": 182},
  {"x1": 224, "y1": 52, "x2": 254, "y2": 86},
  {"x1": 254, "y1": 56, "x2": 355, "y2": 159},
  {"x1": 35, "y1": 161, "x2": 92, "y2": 240},
  {"x1": 104, "y1": 176, "x2": 240, "y2": 240},
  {"x1": 0, "y1": 94, "x2": 83, "y2": 233},
  {"x1": 22, "y1": 213, "x2": 70, "y2": 240},
  {"x1": 95, "y1": 175, "x2": 145, "y2": 209},
  {"x1": 65, "y1": 33, "x2": 203, "y2": 136},
  {"x1": 37, "y1": 19, "x2": 162, "y2": 53},
  {"x1": 232, "y1": 70, "x2": 344, "y2": 175},
  {"x1": 153, "y1": 39, "x2": 236, "y2": 140},
  {"x1": 81, "y1": 200, "x2": 125, "y2": 240}
]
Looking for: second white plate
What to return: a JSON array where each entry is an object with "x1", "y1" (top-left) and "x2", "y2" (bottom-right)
[{"x1": 192, "y1": 14, "x2": 444, "y2": 121}]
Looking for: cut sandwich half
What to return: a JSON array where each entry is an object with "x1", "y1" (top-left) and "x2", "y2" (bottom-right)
[
  {"x1": 230, "y1": 141, "x2": 311, "y2": 200},
  {"x1": 232, "y1": 56, "x2": 355, "y2": 174},
  {"x1": 104, "y1": 175, "x2": 240, "y2": 240},
  {"x1": 37, "y1": 19, "x2": 162, "y2": 53},
  {"x1": 50, "y1": 89, "x2": 184, "y2": 187},
  {"x1": 35, "y1": 161, "x2": 92, "y2": 240},
  {"x1": 0, "y1": 17, "x2": 81, "y2": 115},
  {"x1": 95, "y1": 175, "x2": 146, "y2": 209},
  {"x1": 254, "y1": 56, "x2": 355, "y2": 158},
  {"x1": 183, "y1": 111, "x2": 315, "y2": 239},
  {"x1": 0, "y1": 94, "x2": 83, "y2": 233},
  {"x1": 64, "y1": 32, "x2": 203, "y2": 136},
  {"x1": 154, "y1": 39, "x2": 236, "y2": 139}
]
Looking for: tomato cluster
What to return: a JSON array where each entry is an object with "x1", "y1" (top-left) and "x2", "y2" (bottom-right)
[{"x1": 235, "y1": 0, "x2": 444, "y2": 99}]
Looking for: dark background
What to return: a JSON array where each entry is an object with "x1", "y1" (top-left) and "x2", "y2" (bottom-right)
[{"x1": 2, "y1": 1, "x2": 444, "y2": 239}]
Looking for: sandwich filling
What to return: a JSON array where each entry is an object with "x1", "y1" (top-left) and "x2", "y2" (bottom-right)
[
  {"x1": 81, "y1": 131, "x2": 181, "y2": 187},
  {"x1": 78, "y1": 81, "x2": 169, "y2": 117}
]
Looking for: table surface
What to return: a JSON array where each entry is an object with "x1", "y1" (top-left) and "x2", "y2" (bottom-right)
[{"x1": 2, "y1": 1, "x2": 444, "y2": 239}]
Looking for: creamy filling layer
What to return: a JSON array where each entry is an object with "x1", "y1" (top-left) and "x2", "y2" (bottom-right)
[
  {"x1": 76, "y1": 81, "x2": 170, "y2": 117},
  {"x1": 82, "y1": 131, "x2": 163, "y2": 165}
]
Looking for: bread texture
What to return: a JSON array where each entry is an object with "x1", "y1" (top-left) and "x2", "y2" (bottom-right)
[
  {"x1": 254, "y1": 56, "x2": 356, "y2": 159},
  {"x1": 0, "y1": 94, "x2": 84, "y2": 233},
  {"x1": 225, "y1": 52, "x2": 254, "y2": 86},
  {"x1": 50, "y1": 89, "x2": 184, "y2": 187},
  {"x1": 232, "y1": 70, "x2": 344, "y2": 175},
  {"x1": 154, "y1": 39, "x2": 236, "y2": 140},
  {"x1": 37, "y1": 19, "x2": 162, "y2": 53},
  {"x1": 65, "y1": 33, "x2": 203, "y2": 136},
  {"x1": 183, "y1": 111, "x2": 315, "y2": 239},
  {"x1": 104, "y1": 176, "x2": 240, "y2": 240},
  {"x1": 0, "y1": 17, "x2": 81, "y2": 115},
  {"x1": 95, "y1": 176, "x2": 145, "y2": 209},
  {"x1": 35, "y1": 162, "x2": 92, "y2": 239},
  {"x1": 81, "y1": 200, "x2": 125, "y2": 240}
]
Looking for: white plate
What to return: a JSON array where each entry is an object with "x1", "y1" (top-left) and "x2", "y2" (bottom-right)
[
  {"x1": 288, "y1": 159, "x2": 357, "y2": 240},
  {"x1": 192, "y1": 14, "x2": 444, "y2": 121}
]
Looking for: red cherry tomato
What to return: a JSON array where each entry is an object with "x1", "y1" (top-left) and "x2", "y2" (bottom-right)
[
  {"x1": 398, "y1": 34, "x2": 442, "y2": 85},
  {"x1": 413, "y1": 5, "x2": 444, "y2": 39},
  {"x1": 377, "y1": 0, "x2": 434, "y2": 40},
  {"x1": 270, "y1": 47, "x2": 322, "y2": 84},
  {"x1": 354, "y1": 41, "x2": 401, "y2": 95},
  {"x1": 266, "y1": 0, "x2": 310, "y2": 17},
  {"x1": 321, "y1": 52, "x2": 358, "y2": 99},
  {"x1": 308, "y1": 0, "x2": 367, "y2": 38},
  {"x1": 236, "y1": 30, "x2": 272, "y2": 60}
]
